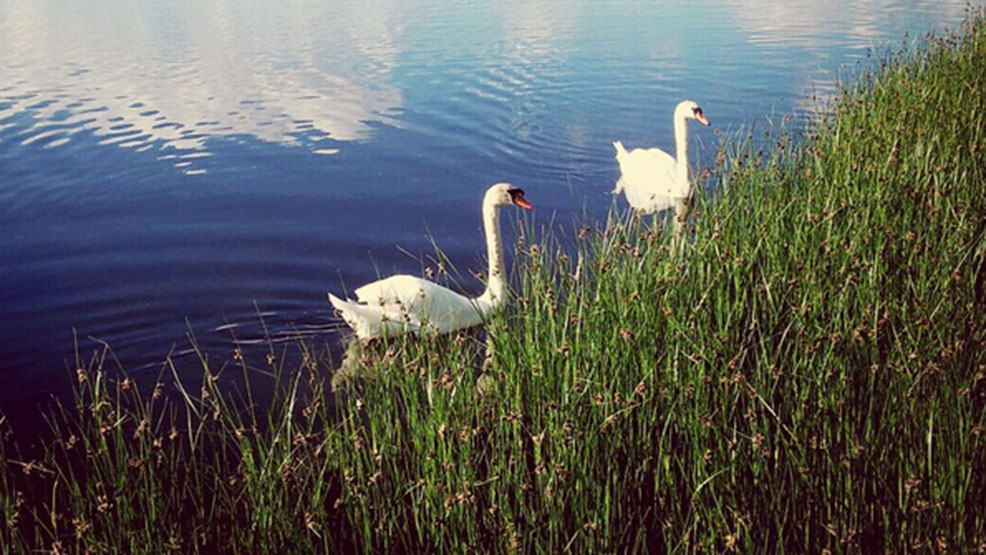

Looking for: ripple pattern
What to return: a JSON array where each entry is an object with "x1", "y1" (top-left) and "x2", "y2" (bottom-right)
[{"x1": 0, "y1": 0, "x2": 405, "y2": 174}]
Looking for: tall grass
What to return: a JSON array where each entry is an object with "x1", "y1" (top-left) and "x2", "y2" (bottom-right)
[{"x1": 3, "y1": 11, "x2": 985, "y2": 553}]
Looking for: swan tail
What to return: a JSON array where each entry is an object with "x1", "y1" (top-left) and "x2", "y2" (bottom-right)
[
  {"x1": 328, "y1": 293, "x2": 378, "y2": 340},
  {"x1": 612, "y1": 177, "x2": 626, "y2": 195},
  {"x1": 613, "y1": 140, "x2": 627, "y2": 159},
  {"x1": 613, "y1": 141, "x2": 628, "y2": 194}
]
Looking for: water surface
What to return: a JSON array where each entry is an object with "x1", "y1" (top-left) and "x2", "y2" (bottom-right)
[{"x1": 0, "y1": 0, "x2": 974, "y2": 424}]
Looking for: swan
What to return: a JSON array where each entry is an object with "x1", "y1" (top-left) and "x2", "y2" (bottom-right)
[
  {"x1": 328, "y1": 182, "x2": 533, "y2": 340},
  {"x1": 613, "y1": 99, "x2": 710, "y2": 236}
]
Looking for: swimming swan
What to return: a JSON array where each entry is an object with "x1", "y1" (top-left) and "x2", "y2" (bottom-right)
[
  {"x1": 328, "y1": 182, "x2": 533, "y2": 340},
  {"x1": 613, "y1": 99, "x2": 710, "y2": 237}
]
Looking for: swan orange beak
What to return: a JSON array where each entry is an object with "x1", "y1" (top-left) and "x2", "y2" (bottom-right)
[
  {"x1": 509, "y1": 188, "x2": 534, "y2": 210},
  {"x1": 695, "y1": 109, "x2": 711, "y2": 126}
]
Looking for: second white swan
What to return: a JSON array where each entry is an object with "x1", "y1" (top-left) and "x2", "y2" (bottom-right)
[
  {"x1": 328, "y1": 182, "x2": 533, "y2": 340},
  {"x1": 613, "y1": 99, "x2": 710, "y2": 228}
]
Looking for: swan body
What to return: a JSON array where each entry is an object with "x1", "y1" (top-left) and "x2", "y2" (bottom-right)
[
  {"x1": 329, "y1": 182, "x2": 533, "y2": 340},
  {"x1": 613, "y1": 99, "x2": 710, "y2": 214}
]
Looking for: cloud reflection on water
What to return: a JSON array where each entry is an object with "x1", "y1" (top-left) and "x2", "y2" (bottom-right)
[
  {"x1": 0, "y1": 0, "x2": 404, "y2": 173},
  {"x1": 733, "y1": 0, "x2": 969, "y2": 48},
  {"x1": 728, "y1": 0, "x2": 972, "y2": 113},
  {"x1": 0, "y1": 0, "x2": 973, "y2": 174}
]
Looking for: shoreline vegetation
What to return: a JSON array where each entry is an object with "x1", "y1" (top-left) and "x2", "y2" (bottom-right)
[{"x1": 3, "y1": 11, "x2": 985, "y2": 553}]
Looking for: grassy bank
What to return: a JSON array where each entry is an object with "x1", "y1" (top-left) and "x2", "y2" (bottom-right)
[{"x1": 3, "y1": 12, "x2": 986, "y2": 553}]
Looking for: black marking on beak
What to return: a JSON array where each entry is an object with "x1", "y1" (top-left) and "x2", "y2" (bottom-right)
[
  {"x1": 692, "y1": 107, "x2": 711, "y2": 126},
  {"x1": 508, "y1": 188, "x2": 534, "y2": 210}
]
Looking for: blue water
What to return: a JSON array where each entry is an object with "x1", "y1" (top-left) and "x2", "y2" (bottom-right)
[{"x1": 0, "y1": 0, "x2": 974, "y2": 424}]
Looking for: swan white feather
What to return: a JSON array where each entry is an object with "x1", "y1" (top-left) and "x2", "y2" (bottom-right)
[
  {"x1": 613, "y1": 99, "x2": 710, "y2": 215},
  {"x1": 328, "y1": 182, "x2": 533, "y2": 340}
]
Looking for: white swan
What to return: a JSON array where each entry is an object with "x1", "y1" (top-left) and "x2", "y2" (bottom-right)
[
  {"x1": 328, "y1": 182, "x2": 533, "y2": 340},
  {"x1": 613, "y1": 99, "x2": 710, "y2": 235}
]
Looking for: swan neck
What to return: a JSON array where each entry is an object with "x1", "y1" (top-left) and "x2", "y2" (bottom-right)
[
  {"x1": 674, "y1": 114, "x2": 689, "y2": 186},
  {"x1": 479, "y1": 200, "x2": 507, "y2": 310}
]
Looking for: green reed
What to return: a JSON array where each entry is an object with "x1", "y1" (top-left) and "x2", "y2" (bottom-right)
[{"x1": 2, "y1": 10, "x2": 985, "y2": 553}]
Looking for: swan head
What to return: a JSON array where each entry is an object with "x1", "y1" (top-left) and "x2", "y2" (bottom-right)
[
  {"x1": 675, "y1": 100, "x2": 711, "y2": 126},
  {"x1": 486, "y1": 182, "x2": 534, "y2": 210}
]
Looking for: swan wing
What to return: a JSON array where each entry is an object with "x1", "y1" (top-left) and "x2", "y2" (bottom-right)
[
  {"x1": 617, "y1": 147, "x2": 678, "y2": 195},
  {"x1": 614, "y1": 145, "x2": 688, "y2": 212},
  {"x1": 353, "y1": 275, "x2": 434, "y2": 308},
  {"x1": 332, "y1": 275, "x2": 484, "y2": 339}
]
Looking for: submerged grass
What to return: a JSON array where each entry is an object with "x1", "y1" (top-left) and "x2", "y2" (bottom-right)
[{"x1": 3, "y1": 11, "x2": 986, "y2": 553}]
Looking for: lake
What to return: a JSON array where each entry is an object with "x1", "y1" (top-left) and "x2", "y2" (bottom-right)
[{"x1": 0, "y1": 0, "x2": 973, "y2": 426}]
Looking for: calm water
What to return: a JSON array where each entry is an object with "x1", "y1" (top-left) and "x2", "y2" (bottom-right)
[{"x1": 0, "y1": 0, "x2": 974, "y2": 424}]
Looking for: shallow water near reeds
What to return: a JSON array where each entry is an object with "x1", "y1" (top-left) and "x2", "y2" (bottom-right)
[{"x1": 0, "y1": 0, "x2": 975, "y2": 425}]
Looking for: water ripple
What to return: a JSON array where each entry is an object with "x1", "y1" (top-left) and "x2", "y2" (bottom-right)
[{"x1": 0, "y1": 1, "x2": 406, "y2": 173}]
